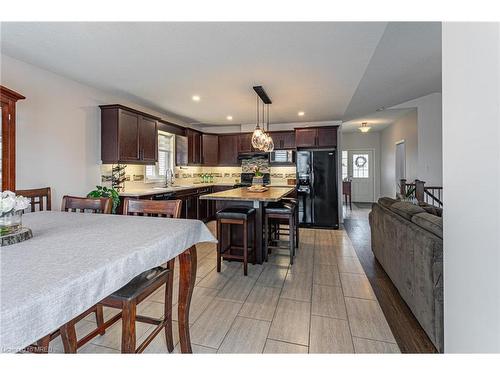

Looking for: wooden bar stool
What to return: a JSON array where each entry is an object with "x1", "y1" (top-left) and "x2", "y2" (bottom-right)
[
  {"x1": 264, "y1": 201, "x2": 296, "y2": 265},
  {"x1": 267, "y1": 198, "x2": 299, "y2": 251},
  {"x1": 216, "y1": 206, "x2": 256, "y2": 276}
]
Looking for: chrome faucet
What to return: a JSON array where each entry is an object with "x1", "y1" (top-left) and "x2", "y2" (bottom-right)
[{"x1": 165, "y1": 168, "x2": 174, "y2": 187}]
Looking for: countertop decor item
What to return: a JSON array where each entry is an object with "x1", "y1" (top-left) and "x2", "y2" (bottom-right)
[
  {"x1": 252, "y1": 165, "x2": 264, "y2": 186},
  {"x1": 247, "y1": 186, "x2": 268, "y2": 193},
  {"x1": 0, "y1": 191, "x2": 30, "y2": 236}
]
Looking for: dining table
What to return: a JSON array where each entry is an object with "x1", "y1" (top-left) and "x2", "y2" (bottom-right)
[
  {"x1": 199, "y1": 186, "x2": 295, "y2": 264},
  {"x1": 0, "y1": 211, "x2": 216, "y2": 353}
]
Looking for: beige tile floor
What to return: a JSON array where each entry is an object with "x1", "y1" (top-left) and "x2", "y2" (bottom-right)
[{"x1": 48, "y1": 221, "x2": 400, "y2": 354}]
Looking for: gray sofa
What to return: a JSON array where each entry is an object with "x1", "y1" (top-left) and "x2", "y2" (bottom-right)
[{"x1": 369, "y1": 198, "x2": 443, "y2": 352}]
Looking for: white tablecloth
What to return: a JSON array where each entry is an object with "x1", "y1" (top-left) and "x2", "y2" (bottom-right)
[{"x1": 0, "y1": 211, "x2": 216, "y2": 353}]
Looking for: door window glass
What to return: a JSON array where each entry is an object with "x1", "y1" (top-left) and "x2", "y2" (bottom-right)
[{"x1": 352, "y1": 153, "x2": 369, "y2": 178}]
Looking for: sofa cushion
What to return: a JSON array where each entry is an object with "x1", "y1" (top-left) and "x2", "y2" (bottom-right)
[
  {"x1": 389, "y1": 201, "x2": 426, "y2": 221},
  {"x1": 420, "y1": 204, "x2": 443, "y2": 217},
  {"x1": 412, "y1": 212, "x2": 443, "y2": 239},
  {"x1": 378, "y1": 197, "x2": 398, "y2": 209}
]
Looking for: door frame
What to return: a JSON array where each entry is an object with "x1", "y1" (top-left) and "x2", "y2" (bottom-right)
[
  {"x1": 345, "y1": 148, "x2": 376, "y2": 203},
  {"x1": 1, "y1": 86, "x2": 25, "y2": 191}
]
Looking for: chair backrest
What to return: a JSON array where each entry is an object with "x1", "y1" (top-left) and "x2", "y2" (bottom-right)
[
  {"x1": 61, "y1": 195, "x2": 112, "y2": 214},
  {"x1": 15, "y1": 187, "x2": 52, "y2": 212},
  {"x1": 123, "y1": 199, "x2": 182, "y2": 219}
]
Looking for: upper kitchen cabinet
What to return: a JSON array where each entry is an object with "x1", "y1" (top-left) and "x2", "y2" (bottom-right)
[
  {"x1": 202, "y1": 134, "x2": 219, "y2": 165},
  {"x1": 175, "y1": 134, "x2": 188, "y2": 166},
  {"x1": 295, "y1": 126, "x2": 338, "y2": 148},
  {"x1": 238, "y1": 133, "x2": 253, "y2": 153},
  {"x1": 270, "y1": 131, "x2": 295, "y2": 149},
  {"x1": 186, "y1": 129, "x2": 202, "y2": 165},
  {"x1": 218, "y1": 134, "x2": 239, "y2": 165},
  {"x1": 100, "y1": 104, "x2": 159, "y2": 164}
]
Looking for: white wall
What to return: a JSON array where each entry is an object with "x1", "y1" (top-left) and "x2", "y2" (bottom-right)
[
  {"x1": 341, "y1": 131, "x2": 381, "y2": 200},
  {"x1": 379, "y1": 110, "x2": 418, "y2": 198},
  {"x1": 1, "y1": 55, "x2": 191, "y2": 207},
  {"x1": 390, "y1": 92, "x2": 443, "y2": 186},
  {"x1": 443, "y1": 23, "x2": 500, "y2": 353}
]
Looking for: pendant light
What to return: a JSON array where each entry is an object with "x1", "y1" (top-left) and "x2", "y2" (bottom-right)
[
  {"x1": 251, "y1": 95, "x2": 265, "y2": 149},
  {"x1": 251, "y1": 86, "x2": 274, "y2": 152}
]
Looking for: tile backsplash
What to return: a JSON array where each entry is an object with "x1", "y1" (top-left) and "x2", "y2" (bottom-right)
[{"x1": 101, "y1": 164, "x2": 296, "y2": 191}]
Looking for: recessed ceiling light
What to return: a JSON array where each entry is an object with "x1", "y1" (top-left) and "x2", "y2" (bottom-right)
[
  {"x1": 192, "y1": 95, "x2": 200, "y2": 102},
  {"x1": 298, "y1": 111, "x2": 305, "y2": 116},
  {"x1": 226, "y1": 115, "x2": 233, "y2": 121}
]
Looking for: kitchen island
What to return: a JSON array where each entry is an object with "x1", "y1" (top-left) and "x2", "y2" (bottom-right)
[{"x1": 199, "y1": 186, "x2": 295, "y2": 264}]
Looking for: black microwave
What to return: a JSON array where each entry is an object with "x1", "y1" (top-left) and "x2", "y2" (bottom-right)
[{"x1": 270, "y1": 150, "x2": 295, "y2": 164}]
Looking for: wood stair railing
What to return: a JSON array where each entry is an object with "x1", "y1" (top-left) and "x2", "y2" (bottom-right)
[{"x1": 400, "y1": 179, "x2": 443, "y2": 207}]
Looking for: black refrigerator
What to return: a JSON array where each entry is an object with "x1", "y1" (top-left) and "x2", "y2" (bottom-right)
[{"x1": 296, "y1": 149, "x2": 339, "y2": 229}]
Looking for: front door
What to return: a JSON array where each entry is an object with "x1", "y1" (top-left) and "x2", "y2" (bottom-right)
[{"x1": 347, "y1": 150, "x2": 374, "y2": 202}]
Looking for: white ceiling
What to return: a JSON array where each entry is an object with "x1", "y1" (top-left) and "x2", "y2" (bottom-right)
[
  {"x1": 0, "y1": 22, "x2": 441, "y2": 126},
  {"x1": 341, "y1": 108, "x2": 415, "y2": 133}
]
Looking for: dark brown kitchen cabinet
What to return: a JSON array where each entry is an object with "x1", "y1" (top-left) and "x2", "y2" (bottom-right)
[
  {"x1": 100, "y1": 104, "x2": 159, "y2": 164},
  {"x1": 139, "y1": 115, "x2": 158, "y2": 162},
  {"x1": 295, "y1": 128, "x2": 318, "y2": 148},
  {"x1": 175, "y1": 135, "x2": 188, "y2": 166},
  {"x1": 317, "y1": 127, "x2": 337, "y2": 147},
  {"x1": 295, "y1": 126, "x2": 338, "y2": 148},
  {"x1": 202, "y1": 134, "x2": 219, "y2": 165},
  {"x1": 238, "y1": 133, "x2": 253, "y2": 153},
  {"x1": 270, "y1": 131, "x2": 295, "y2": 149},
  {"x1": 187, "y1": 129, "x2": 202, "y2": 165},
  {"x1": 218, "y1": 134, "x2": 239, "y2": 165}
]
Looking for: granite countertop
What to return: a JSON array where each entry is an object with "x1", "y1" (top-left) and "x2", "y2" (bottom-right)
[
  {"x1": 199, "y1": 187, "x2": 295, "y2": 202},
  {"x1": 119, "y1": 183, "x2": 295, "y2": 197},
  {"x1": 118, "y1": 183, "x2": 234, "y2": 197}
]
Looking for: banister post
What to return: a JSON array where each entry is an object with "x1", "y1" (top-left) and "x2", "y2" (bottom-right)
[
  {"x1": 415, "y1": 179, "x2": 425, "y2": 204},
  {"x1": 400, "y1": 179, "x2": 407, "y2": 196}
]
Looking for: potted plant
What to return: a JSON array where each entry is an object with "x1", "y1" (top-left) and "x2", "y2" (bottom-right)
[
  {"x1": 252, "y1": 165, "x2": 264, "y2": 187},
  {"x1": 0, "y1": 191, "x2": 30, "y2": 236},
  {"x1": 87, "y1": 186, "x2": 120, "y2": 214}
]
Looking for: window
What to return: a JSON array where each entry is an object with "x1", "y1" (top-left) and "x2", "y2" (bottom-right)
[
  {"x1": 145, "y1": 131, "x2": 174, "y2": 181},
  {"x1": 395, "y1": 140, "x2": 406, "y2": 183},
  {"x1": 352, "y1": 153, "x2": 369, "y2": 178},
  {"x1": 342, "y1": 150, "x2": 348, "y2": 180}
]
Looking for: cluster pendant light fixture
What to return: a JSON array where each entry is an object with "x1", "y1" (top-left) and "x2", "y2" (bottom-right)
[{"x1": 251, "y1": 86, "x2": 274, "y2": 152}]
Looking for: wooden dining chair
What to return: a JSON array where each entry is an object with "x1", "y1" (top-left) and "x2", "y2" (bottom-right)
[
  {"x1": 61, "y1": 195, "x2": 112, "y2": 214},
  {"x1": 61, "y1": 198, "x2": 183, "y2": 353},
  {"x1": 15, "y1": 187, "x2": 52, "y2": 212},
  {"x1": 26, "y1": 195, "x2": 112, "y2": 353}
]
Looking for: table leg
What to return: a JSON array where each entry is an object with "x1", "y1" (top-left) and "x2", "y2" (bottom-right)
[
  {"x1": 254, "y1": 201, "x2": 264, "y2": 264},
  {"x1": 60, "y1": 322, "x2": 77, "y2": 353},
  {"x1": 178, "y1": 245, "x2": 197, "y2": 353}
]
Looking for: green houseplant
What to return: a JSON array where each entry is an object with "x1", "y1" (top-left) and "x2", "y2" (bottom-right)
[{"x1": 88, "y1": 186, "x2": 120, "y2": 214}]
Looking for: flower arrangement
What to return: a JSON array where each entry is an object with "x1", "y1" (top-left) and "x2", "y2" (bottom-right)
[
  {"x1": 253, "y1": 165, "x2": 263, "y2": 177},
  {"x1": 0, "y1": 191, "x2": 30, "y2": 236}
]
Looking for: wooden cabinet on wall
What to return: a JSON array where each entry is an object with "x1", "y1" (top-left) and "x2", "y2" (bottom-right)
[
  {"x1": 270, "y1": 131, "x2": 295, "y2": 149},
  {"x1": 295, "y1": 126, "x2": 338, "y2": 148},
  {"x1": 218, "y1": 134, "x2": 239, "y2": 165},
  {"x1": 175, "y1": 135, "x2": 188, "y2": 166},
  {"x1": 202, "y1": 134, "x2": 219, "y2": 165},
  {"x1": 100, "y1": 104, "x2": 159, "y2": 164},
  {"x1": 186, "y1": 129, "x2": 202, "y2": 165},
  {"x1": 238, "y1": 133, "x2": 253, "y2": 153}
]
